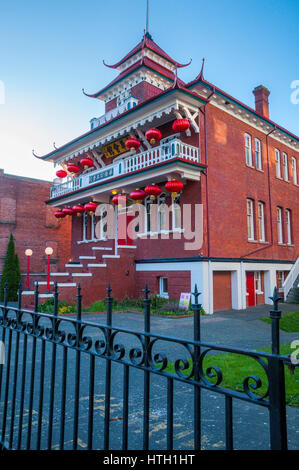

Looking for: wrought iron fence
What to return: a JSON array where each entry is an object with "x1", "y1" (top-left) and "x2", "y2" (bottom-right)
[{"x1": 0, "y1": 280, "x2": 294, "y2": 450}]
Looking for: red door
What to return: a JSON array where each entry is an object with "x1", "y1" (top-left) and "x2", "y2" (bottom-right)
[
  {"x1": 118, "y1": 213, "x2": 134, "y2": 246},
  {"x1": 246, "y1": 272, "x2": 255, "y2": 307}
]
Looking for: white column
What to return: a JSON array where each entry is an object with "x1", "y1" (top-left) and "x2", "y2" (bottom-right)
[
  {"x1": 264, "y1": 268, "x2": 277, "y2": 305},
  {"x1": 231, "y1": 268, "x2": 242, "y2": 310}
]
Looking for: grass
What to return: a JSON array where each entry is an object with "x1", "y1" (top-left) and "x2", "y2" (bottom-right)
[
  {"x1": 260, "y1": 311, "x2": 299, "y2": 332},
  {"x1": 163, "y1": 343, "x2": 299, "y2": 407}
]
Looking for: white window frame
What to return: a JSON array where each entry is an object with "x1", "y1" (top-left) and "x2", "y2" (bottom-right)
[
  {"x1": 285, "y1": 209, "x2": 292, "y2": 245},
  {"x1": 277, "y1": 271, "x2": 285, "y2": 292},
  {"x1": 277, "y1": 207, "x2": 283, "y2": 244},
  {"x1": 282, "y1": 152, "x2": 288, "y2": 181},
  {"x1": 275, "y1": 149, "x2": 281, "y2": 178},
  {"x1": 258, "y1": 202, "x2": 265, "y2": 242},
  {"x1": 254, "y1": 138, "x2": 262, "y2": 170},
  {"x1": 159, "y1": 277, "x2": 169, "y2": 299},
  {"x1": 254, "y1": 272, "x2": 262, "y2": 294},
  {"x1": 245, "y1": 134, "x2": 252, "y2": 167},
  {"x1": 292, "y1": 157, "x2": 297, "y2": 185},
  {"x1": 247, "y1": 199, "x2": 255, "y2": 241}
]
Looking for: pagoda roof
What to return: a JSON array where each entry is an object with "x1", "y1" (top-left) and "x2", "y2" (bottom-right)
[
  {"x1": 103, "y1": 33, "x2": 191, "y2": 70},
  {"x1": 83, "y1": 55, "x2": 186, "y2": 100}
]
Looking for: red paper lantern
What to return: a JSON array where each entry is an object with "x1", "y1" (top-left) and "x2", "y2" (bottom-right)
[
  {"x1": 84, "y1": 202, "x2": 98, "y2": 215},
  {"x1": 172, "y1": 119, "x2": 190, "y2": 133},
  {"x1": 165, "y1": 179, "x2": 184, "y2": 198},
  {"x1": 56, "y1": 169, "x2": 67, "y2": 179},
  {"x1": 145, "y1": 128, "x2": 162, "y2": 145},
  {"x1": 80, "y1": 157, "x2": 94, "y2": 169},
  {"x1": 72, "y1": 204, "x2": 85, "y2": 216},
  {"x1": 62, "y1": 207, "x2": 74, "y2": 217},
  {"x1": 54, "y1": 210, "x2": 66, "y2": 219},
  {"x1": 144, "y1": 184, "x2": 162, "y2": 200},
  {"x1": 112, "y1": 194, "x2": 128, "y2": 207},
  {"x1": 67, "y1": 164, "x2": 80, "y2": 175},
  {"x1": 129, "y1": 188, "x2": 146, "y2": 203},
  {"x1": 125, "y1": 138, "x2": 141, "y2": 152}
]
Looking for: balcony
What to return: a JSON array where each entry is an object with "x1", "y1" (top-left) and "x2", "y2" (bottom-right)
[{"x1": 50, "y1": 138, "x2": 201, "y2": 200}]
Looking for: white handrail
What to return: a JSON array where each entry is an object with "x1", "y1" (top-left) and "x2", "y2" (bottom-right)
[
  {"x1": 283, "y1": 256, "x2": 299, "y2": 301},
  {"x1": 50, "y1": 139, "x2": 200, "y2": 199}
]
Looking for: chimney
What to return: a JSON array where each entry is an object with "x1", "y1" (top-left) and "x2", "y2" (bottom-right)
[{"x1": 253, "y1": 85, "x2": 270, "y2": 118}]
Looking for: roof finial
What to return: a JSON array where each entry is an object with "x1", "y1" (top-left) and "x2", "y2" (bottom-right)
[{"x1": 146, "y1": 0, "x2": 149, "y2": 35}]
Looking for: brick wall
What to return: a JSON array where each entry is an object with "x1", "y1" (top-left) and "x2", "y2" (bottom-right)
[{"x1": 0, "y1": 171, "x2": 71, "y2": 285}]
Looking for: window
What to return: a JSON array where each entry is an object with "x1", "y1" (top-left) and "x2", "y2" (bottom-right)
[
  {"x1": 245, "y1": 134, "x2": 252, "y2": 166},
  {"x1": 254, "y1": 272, "x2": 262, "y2": 293},
  {"x1": 247, "y1": 199, "x2": 255, "y2": 240},
  {"x1": 258, "y1": 202, "x2": 265, "y2": 242},
  {"x1": 159, "y1": 277, "x2": 168, "y2": 298},
  {"x1": 172, "y1": 198, "x2": 181, "y2": 230},
  {"x1": 145, "y1": 197, "x2": 151, "y2": 233},
  {"x1": 254, "y1": 139, "x2": 262, "y2": 170},
  {"x1": 292, "y1": 157, "x2": 298, "y2": 185},
  {"x1": 285, "y1": 209, "x2": 292, "y2": 245},
  {"x1": 282, "y1": 153, "x2": 288, "y2": 181},
  {"x1": 275, "y1": 149, "x2": 281, "y2": 178},
  {"x1": 158, "y1": 194, "x2": 168, "y2": 232},
  {"x1": 277, "y1": 207, "x2": 283, "y2": 244},
  {"x1": 277, "y1": 271, "x2": 285, "y2": 291}
]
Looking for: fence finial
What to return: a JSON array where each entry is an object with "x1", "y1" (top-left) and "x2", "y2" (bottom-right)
[
  {"x1": 192, "y1": 284, "x2": 201, "y2": 305},
  {"x1": 144, "y1": 283, "x2": 150, "y2": 300}
]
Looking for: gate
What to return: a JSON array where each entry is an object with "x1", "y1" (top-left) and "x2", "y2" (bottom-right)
[{"x1": 0, "y1": 281, "x2": 294, "y2": 450}]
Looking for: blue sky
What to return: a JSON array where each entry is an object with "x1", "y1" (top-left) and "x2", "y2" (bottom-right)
[{"x1": 0, "y1": 0, "x2": 298, "y2": 180}]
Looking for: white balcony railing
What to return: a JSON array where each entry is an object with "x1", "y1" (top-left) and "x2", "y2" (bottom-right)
[{"x1": 50, "y1": 139, "x2": 200, "y2": 199}]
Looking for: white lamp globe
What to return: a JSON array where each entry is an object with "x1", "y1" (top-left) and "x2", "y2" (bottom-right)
[{"x1": 45, "y1": 247, "x2": 53, "y2": 256}]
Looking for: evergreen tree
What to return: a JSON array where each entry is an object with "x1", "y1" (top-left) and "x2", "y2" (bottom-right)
[{"x1": 0, "y1": 234, "x2": 20, "y2": 301}]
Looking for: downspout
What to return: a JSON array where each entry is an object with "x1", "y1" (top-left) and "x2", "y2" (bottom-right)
[{"x1": 240, "y1": 125, "x2": 276, "y2": 258}]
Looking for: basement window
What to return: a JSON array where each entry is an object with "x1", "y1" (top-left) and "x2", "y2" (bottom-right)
[{"x1": 159, "y1": 277, "x2": 169, "y2": 299}]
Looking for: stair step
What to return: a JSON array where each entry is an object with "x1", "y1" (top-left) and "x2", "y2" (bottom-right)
[
  {"x1": 71, "y1": 273, "x2": 92, "y2": 277},
  {"x1": 57, "y1": 283, "x2": 77, "y2": 287},
  {"x1": 102, "y1": 255, "x2": 120, "y2": 259},
  {"x1": 37, "y1": 282, "x2": 54, "y2": 286},
  {"x1": 79, "y1": 256, "x2": 96, "y2": 260},
  {"x1": 92, "y1": 247, "x2": 113, "y2": 251},
  {"x1": 65, "y1": 264, "x2": 83, "y2": 268},
  {"x1": 87, "y1": 264, "x2": 107, "y2": 268},
  {"x1": 118, "y1": 245, "x2": 137, "y2": 249},
  {"x1": 50, "y1": 273, "x2": 69, "y2": 276}
]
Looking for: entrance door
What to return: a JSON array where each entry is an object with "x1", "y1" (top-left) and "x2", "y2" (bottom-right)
[
  {"x1": 118, "y1": 213, "x2": 134, "y2": 246},
  {"x1": 246, "y1": 272, "x2": 255, "y2": 307}
]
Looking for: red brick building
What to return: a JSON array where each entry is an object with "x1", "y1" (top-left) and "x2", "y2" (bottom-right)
[
  {"x1": 0, "y1": 170, "x2": 71, "y2": 290},
  {"x1": 31, "y1": 32, "x2": 299, "y2": 313}
]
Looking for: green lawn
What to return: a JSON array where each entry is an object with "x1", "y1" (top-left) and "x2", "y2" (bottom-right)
[
  {"x1": 164, "y1": 343, "x2": 299, "y2": 407},
  {"x1": 260, "y1": 311, "x2": 299, "y2": 332}
]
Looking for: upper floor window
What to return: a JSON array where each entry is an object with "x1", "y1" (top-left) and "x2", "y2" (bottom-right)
[
  {"x1": 285, "y1": 209, "x2": 292, "y2": 245},
  {"x1": 292, "y1": 157, "x2": 298, "y2": 185},
  {"x1": 282, "y1": 153, "x2": 288, "y2": 181},
  {"x1": 277, "y1": 207, "x2": 283, "y2": 244},
  {"x1": 247, "y1": 199, "x2": 255, "y2": 241},
  {"x1": 245, "y1": 134, "x2": 252, "y2": 166},
  {"x1": 258, "y1": 201, "x2": 265, "y2": 242},
  {"x1": 254, "y1": 139, "x2": 262, "y2": 170},
  {"x1": 275, "y1": 149, "x2": 281, "y2": 178}
]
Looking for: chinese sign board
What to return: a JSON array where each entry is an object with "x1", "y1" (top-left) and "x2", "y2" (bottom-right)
[
  {"x1": 179, "y1": 293, "x2": 191, "y2": 311},
  {"x1": 102, "y1": 137, "x2": 129, "y2": 159}
]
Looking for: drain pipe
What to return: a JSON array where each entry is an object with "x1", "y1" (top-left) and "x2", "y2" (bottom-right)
[{"x1": 241, "y1": 125, "x2": 276, "y2": 258}]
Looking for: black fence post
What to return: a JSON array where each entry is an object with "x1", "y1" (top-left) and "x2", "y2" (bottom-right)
[
  {"x1": 143, "y1": 283, "x2": 151, "y2": 450},
  {"x1": 268, "y1": 287, "x2": 287, "y2": 450},
  {"x1": 192, "y1": 284, "x2": 202, "y2": 451},
  {"x1": 73, "y1": 283, "x2": 82, "y2": 450},
  {"x1": 34, "y1": 281, "x2": 39, "y2": 313},
  {"x1": 104, "y1": 283, "x2": 113, "y2": 450},
  {"x1": 47, "y1": 282, "x2": 59, "y2": 450}
]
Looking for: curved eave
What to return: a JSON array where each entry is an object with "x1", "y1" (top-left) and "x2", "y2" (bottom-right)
[
  {"x1": 187, "y1": 77, "x2": 299, "y2": 145},
  {"x1": 40, "y1": 88, "x2": 208, "y2": 162}
]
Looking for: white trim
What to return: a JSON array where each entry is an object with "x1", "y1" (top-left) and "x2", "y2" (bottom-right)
[{"x1": 87, "y1": 264, "x2": 107, "y2": 268}]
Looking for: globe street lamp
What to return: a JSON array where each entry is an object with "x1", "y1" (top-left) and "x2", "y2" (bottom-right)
[
  {"x1": 45, "y1": 247, "x2": 53, "y2": 293},
  {"x1": 25, "y1": 249, "x2": 33, "y2": 290}
]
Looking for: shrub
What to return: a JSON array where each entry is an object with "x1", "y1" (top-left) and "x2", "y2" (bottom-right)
[{"x1": 0, "y1": 234, "x2": 21, "y2": 301}]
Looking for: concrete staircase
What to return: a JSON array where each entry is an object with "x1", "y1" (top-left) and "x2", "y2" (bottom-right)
[
  {"x1": 22, "y1": 244, "x2": 137, "y2": 309},
  {"x1": 285, "y1": 274, "x2": 299, "y2": 304}
]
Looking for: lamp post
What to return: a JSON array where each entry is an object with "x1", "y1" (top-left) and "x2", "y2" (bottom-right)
[
  {"x1": 45, "y1": 246, "x2": 53, "y2": 293},
  {"x1": 25, "y1": 249, "x2": 33, "y2": 290}
]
